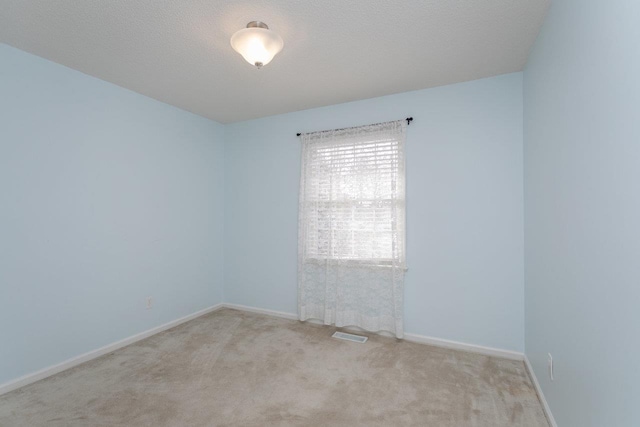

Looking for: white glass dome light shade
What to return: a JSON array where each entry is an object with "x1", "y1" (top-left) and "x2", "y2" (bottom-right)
[{"x1": 230, "y1": 22, "x2": 284, "y2": 68}]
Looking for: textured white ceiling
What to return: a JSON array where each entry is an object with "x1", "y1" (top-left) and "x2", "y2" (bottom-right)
[{"x1": 0, "y1": 0, "x2": 549, "y2": 123}]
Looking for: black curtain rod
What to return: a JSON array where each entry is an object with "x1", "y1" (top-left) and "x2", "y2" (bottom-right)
[{"x1": 296, "y1": 117, "x2": 413, "y2": 137}]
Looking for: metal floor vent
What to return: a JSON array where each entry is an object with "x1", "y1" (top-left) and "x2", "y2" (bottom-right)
[{"x1": 331, "y1": 331, "x2": 368, "y2": 343}]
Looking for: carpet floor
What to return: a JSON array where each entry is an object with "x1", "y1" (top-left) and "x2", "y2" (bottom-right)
[{"x1": 0, "y1": 308, "x2": 549, "y2": 426}]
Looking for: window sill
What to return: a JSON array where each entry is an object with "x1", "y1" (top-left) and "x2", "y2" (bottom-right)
[{"x1": 303, "y1": 258, "x2": 408, "y2": 271}]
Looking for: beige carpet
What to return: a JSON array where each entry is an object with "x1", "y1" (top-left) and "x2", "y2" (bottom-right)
[{"x1": 0, "y1": 308, "x2": 548, "y2": 426}]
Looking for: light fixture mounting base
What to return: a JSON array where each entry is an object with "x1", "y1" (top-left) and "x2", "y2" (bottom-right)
[{"x1": 247, "y1": 21, "x2": 269, "y2": 29}]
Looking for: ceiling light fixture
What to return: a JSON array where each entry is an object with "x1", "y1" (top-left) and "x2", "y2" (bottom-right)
[{"x1": 230, "y1": 21, "x2": 284, "y2": 69}]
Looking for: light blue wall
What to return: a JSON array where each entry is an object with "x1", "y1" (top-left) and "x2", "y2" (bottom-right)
[
  {"x1": 225, "y1": 73, "x2": 525, "y2": 352},
  {"x1": 0, "y1": 44, "x2": 225, "y2": 385},
  {"x1": 523, "y1": 0, "x2": 640, "y2": 425}
]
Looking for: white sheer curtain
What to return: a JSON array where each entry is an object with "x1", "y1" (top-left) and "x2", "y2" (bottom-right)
[{"x1": 298, "y1": 120, "x2": 407, "y2": 338}]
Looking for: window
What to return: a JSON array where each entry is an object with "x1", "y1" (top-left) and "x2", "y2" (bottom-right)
[{"x1": 299, "y1": 121, "x2": 406, "y2": 268}]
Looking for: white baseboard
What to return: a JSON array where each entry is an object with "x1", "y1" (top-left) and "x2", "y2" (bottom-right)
[
  {"x1": 403, "y1": 332, "x2": 524, "y2": 361},
  {"x1": 222, "y1": 303, "x2": 298, "y2": 321},
  {"x1": 222, "y1": 303, "x2": 524, "y2": 361},
  {"x1": 524, "y1": 356, "x2": 557, "y2": 427},
  {"x1": 0, "y1": 304, "x2": 224, "y2": 396}
]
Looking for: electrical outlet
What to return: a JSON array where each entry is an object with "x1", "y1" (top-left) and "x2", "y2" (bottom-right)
[
  {"x1": 146, "y1": 297, "x2": 153, "y2": 310},
  {"x1": 547, "y1": 353, "x2": 554, "y2": 381}
]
